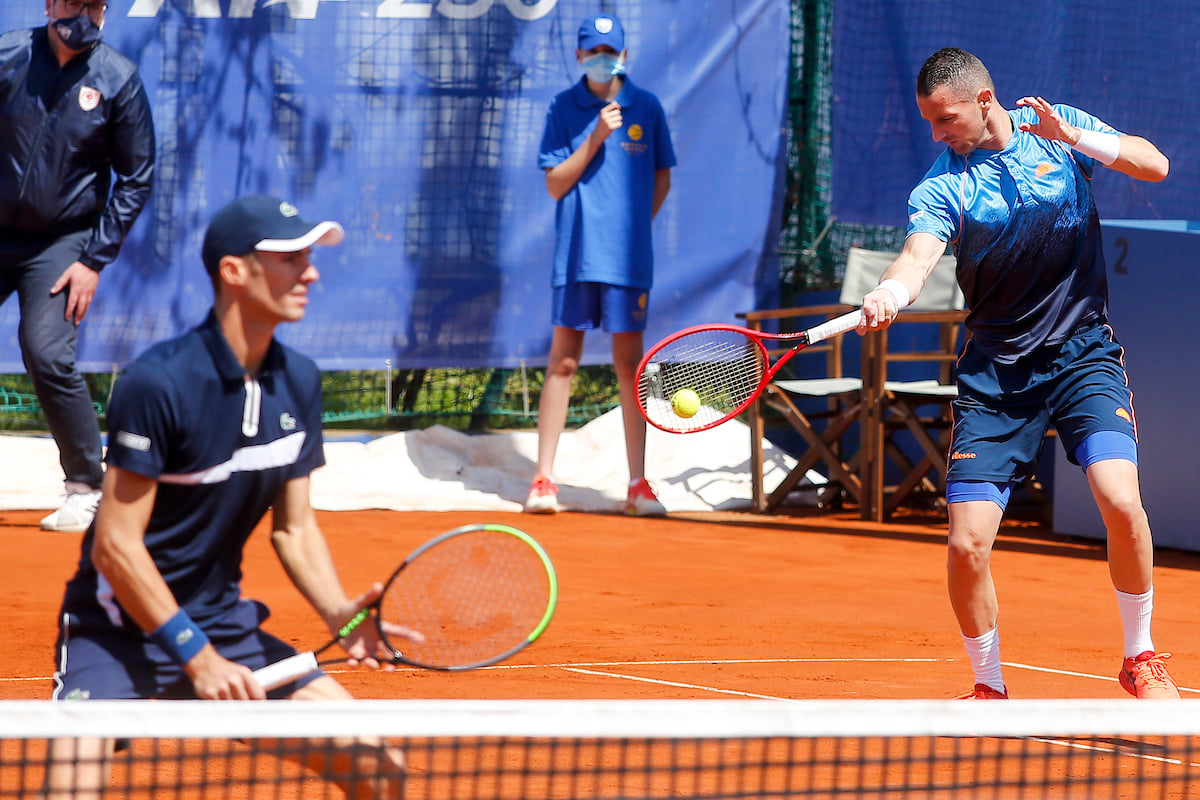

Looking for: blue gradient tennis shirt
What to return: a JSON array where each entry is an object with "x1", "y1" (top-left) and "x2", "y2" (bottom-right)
[
  {"x1": 538, "y1": 76, "x2": 676, "y2": 290},
  {"x1": 906, "y1": 104, "x2": 1120, "y2": 363},
  {"x1": 61, "y1": 311, "x2": 325, "y2": 631}
]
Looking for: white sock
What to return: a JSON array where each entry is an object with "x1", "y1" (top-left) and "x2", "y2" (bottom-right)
[
  {"x1": 1115, "y1": 587, "x2": 1155, "y2": 658},
  {"x1": 962, "y1": 626, "x2": 1004, "y2": 692}
]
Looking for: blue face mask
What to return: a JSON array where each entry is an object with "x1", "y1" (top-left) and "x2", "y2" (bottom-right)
[
  {"x1": 581, "y1": 53, "x2": 624, "y2": 84},
  {"x1": 53, "y1": 15, "x2": 103, "y2": 51}
]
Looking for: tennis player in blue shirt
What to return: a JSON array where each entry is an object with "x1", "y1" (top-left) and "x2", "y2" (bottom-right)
[
  {"x1": 526, "y1": 14, "x2": 676, "y2": 516},
  {"x1": 857, "y1": 48, "x2": 1178, "y2": 700},
  {"x1": 45, "y1": 196, "x2": 407, "y2": 798}
]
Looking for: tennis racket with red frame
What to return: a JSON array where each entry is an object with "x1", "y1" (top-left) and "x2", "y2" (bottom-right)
[
  {"x1": 636, "y1": 309, "x2": 863, "y2": 434},
  {"x1": 252, "y1": 523, "x2": 557, "y2": 691}
]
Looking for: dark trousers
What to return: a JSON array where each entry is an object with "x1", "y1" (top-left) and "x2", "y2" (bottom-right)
[{"x1": 0, "y1": 229, "x2": 104, "y2": 489}]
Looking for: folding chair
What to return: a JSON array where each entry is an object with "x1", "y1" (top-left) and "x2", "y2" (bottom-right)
[{"x1": 846, "y1": 248, "x2": 966, "y2": 521}]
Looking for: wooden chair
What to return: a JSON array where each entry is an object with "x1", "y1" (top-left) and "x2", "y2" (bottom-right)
[{"x1": 738, "y1": 247, "x2": 965, "y2": 518}]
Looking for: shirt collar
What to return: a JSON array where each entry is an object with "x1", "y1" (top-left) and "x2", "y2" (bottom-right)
[{"x1": 198, "y1": 310, "x2": 286, "y2": 383}]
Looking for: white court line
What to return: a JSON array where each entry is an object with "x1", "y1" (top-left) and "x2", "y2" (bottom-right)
[
  {"x1": 487, "y1": 657, "x2": 951, "y2": 670},
  {"x1": 561, "y1": 667, "x2": 792, "y2": 700}
]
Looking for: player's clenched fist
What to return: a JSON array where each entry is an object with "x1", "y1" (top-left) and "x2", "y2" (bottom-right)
[{"x1": 591, "y1": 101, "x2": 623, "y2": 143}]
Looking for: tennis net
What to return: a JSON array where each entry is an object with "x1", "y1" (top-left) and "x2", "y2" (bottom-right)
[{"x1": 2, "y1": 698, "x2": 1197, "y2": 799}]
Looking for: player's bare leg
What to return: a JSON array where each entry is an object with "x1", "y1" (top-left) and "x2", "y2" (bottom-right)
[
  {"x1": 947, "y1": 500, "x2": 1007, "y2": 696},
  {"x1": 40, "y1": 736, "x2": 114, "y2": 800},
  {"x1": 283, "y1": 676, "x2": 407, "y2": 799},
  {"x1": 1086, "y1": 458, "x2": 1152, "y2": 593},
  {"x1": 535, "y1": 326, "x2": 585, "y2": 478},
  {"x1": 612, "y1": 330, "x2": 646, "y2": 482},
  {"x1": 946, "y1": 500, "x2": 1004, "y2": 636},
  {"x1": 1086, "y1": 457, "x2": 1178, "y2": 697}
]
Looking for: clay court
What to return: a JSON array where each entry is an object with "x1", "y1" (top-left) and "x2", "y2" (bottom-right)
[{"x1": 5, "y1": 506, "x2": 1200, "y2": 703}]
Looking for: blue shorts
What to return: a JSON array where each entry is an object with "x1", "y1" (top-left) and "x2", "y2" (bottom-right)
[
  {"x1": 52, "y1": 599, "x2": 325, "y2": 701},
  {"x1": 552, "y1": 282, "x2": 649, "y2": 333},
  {"x1": 947, "y1": 321, "x2": 1138, "y2": 485}
]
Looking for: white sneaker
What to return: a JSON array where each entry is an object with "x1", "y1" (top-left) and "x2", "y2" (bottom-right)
[{"x1": 41, "y1": 490, "x2": 101, "y2": 532}]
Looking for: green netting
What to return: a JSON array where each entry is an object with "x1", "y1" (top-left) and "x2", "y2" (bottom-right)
[
  {"x1": 781, "y1": 0, "x2": 904, "y2": 303},
  {"x1": 1, "y1": 0, "x2": 899, "y2": 434}
]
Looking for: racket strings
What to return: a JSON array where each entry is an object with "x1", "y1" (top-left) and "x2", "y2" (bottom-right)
[
  {"x1": 638, "y1": 329, "x2": 767, "y2": 432},
  {"x1": 380, "y1": 532, "x2": 553, "y2": 669}
]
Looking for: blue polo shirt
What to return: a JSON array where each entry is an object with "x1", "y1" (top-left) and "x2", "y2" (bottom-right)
[
  {"x1": 907, "y1": 104, "x2": 1118, "y2": 363},
  {"x1": 61, "y1": 311, "x2": 325, "y2": 631},
  {"x1": 538, "y1": 76, "x2": 675, "y2": 289}
]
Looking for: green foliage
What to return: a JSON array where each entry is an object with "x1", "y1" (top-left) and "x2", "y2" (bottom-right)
[{"x1": 0, "y1": 366, "x2": 622, "y2": 434}]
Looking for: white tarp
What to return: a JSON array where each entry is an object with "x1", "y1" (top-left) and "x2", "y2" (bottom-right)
[{"x1": 0, "y1": 410, "x2": 820, "y2": 514}]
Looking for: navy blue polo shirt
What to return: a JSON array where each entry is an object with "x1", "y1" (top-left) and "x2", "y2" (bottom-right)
[
  {"x1": 61, "y1": 311, "x2": 325, "y2": 631},
  {"x1": 907, "y1": 104, "x2": 1116, "y2": 364},
  {"x1": 538, "y1": 76, "x2": 675, "y2": 290}
]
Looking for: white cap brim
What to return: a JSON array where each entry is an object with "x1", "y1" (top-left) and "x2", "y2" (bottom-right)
[{"x1": 255, "y1": 221, "x2": 345, "y2": 253}]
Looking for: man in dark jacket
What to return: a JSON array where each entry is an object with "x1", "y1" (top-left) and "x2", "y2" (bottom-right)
[{"x1": 0, "y1": 0, "x2": 155, "y2": 532}]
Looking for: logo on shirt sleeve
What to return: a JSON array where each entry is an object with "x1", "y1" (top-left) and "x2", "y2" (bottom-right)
[{"x1": 115, "y1": 431, "x2": 152, "y2": 452}]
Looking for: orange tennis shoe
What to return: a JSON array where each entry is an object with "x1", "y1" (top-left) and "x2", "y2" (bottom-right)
[
  {"x1": 955, "y1": 683, "x2": 1008, "y2": 700},
  {"x1": 524, "y1": 474, "x2": 560, "y2": 514},
  {"x1": 1119, "y1": 651, "x2": 1180, "y2": 699}
]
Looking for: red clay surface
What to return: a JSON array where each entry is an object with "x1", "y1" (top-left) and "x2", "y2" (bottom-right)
[{"x1": 4, "y1": 505, "x2": 1200, "y2": 702}]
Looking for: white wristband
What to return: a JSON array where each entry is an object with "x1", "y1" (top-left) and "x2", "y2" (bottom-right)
[
  {"x1": 876, "y1": 278, "x2": 911, "y2": 310},
  {"x1": 1072, "y1": 129, "x2": 1120, "y2": 166}
]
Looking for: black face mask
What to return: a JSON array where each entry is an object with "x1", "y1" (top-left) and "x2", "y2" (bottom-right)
[{"x1": 52, "y1": 15, "x2": 103, "y2": 51}]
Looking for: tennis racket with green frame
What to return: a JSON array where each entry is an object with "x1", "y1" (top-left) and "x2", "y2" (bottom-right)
[{"x1": 253, "y1": 523, "x2": 558, "y2": 690}]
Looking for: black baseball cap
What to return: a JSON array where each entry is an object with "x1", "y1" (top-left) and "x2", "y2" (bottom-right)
[{"x1": 201, "y1": 195, "x2": 344, "y2": 274}]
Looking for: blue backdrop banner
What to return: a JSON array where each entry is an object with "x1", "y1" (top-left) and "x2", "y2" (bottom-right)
[
  {"x1": 0, "y1": 0, "x2": 789, "y2": 372},
  {"x1": 832, "y1": 0, "x2": 1200, "y2": 228}
]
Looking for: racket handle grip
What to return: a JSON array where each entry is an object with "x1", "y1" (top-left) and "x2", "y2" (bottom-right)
[
  {"x1": 807, "y1": 309, "x2": 864, "y2": 344},
  {"x1": 252, "y1": 651, "x2": 319, "y2": 692}
]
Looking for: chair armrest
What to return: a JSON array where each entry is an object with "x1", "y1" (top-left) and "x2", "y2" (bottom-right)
[{"x1": 736, "y1": 303, "x2": 856, "y2": 327}]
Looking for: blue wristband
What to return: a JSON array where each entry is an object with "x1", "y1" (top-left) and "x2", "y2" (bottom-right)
[{"x1": 150, "y1": 609, "x2": 210, "y2": 665}]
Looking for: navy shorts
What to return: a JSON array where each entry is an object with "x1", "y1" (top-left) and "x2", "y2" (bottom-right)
[
  {"x1": 52, "y1": 599, "x2": 325, "y2": 701},
  {"x1": 552, "y1": 282, "x2": 649, "y2": 333},
  {"x1": 947, "y1": 322, "x2": 1138, "y2": 485}
]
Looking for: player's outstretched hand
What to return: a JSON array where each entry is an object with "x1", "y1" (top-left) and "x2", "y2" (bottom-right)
[
  {"x1": 333, "y1": 583, "x2": 424, "y2": 671},
  {"x1": 1015, "y1": 96, "x2": 1073, "y2": 144}
]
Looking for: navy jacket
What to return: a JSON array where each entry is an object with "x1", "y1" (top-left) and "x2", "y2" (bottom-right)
[{"x1": 0, "y1": 27, "x2": 155, "y2": 270}]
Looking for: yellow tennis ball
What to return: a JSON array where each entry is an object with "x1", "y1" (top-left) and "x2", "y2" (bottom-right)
[{"x1": 671, "y1": 388, "x2": 701, "y2": 418}]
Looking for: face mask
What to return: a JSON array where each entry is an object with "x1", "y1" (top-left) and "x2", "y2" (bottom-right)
[
  {"x1": 53, "y1": 15, "x2": 103, "y2": 51},
  {"x1": 581, "y1": 53, "x2": 624, "y2": 84}
]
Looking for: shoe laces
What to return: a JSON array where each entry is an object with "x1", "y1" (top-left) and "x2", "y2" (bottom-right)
[{"x1": 1131, "y1": 652, "x2": 1174, "y2": 686}]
